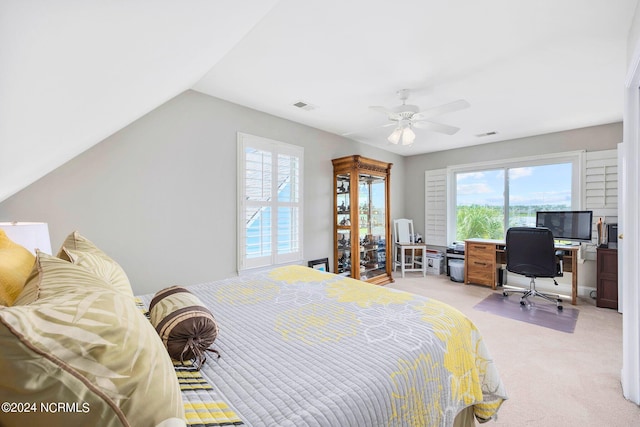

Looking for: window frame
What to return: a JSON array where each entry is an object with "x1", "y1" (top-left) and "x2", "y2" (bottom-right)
[
  {"x1": 446, "y1": 150, "x2": 585, "y2": 242},
  {"x1": 237, "y1": 133, "x2": 304, "y2": 272}
]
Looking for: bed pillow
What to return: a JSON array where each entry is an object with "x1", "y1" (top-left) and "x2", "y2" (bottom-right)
[
  {"x1": 150, "y1": 286, "x2": 220, "y2": 369},
  {"x1": 0, "y1": 252, "x2": 186, "y2": 427},
  {"x1": 0, "y1": 229, "x2": 36, "y2": 306},
  {"x1": 57, "y1": 231, "x2": 134, "y2": 299}
]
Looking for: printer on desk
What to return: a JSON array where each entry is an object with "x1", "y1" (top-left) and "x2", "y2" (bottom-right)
[
  {"x1": 449, "y1": 241, "x2": 465, "y2": 253},
  {"x1": 446, "y1": 242, "x2": 465, "y2": 281}
]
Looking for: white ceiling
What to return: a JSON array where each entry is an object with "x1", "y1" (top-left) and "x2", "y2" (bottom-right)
[
  {"x1": 1, "y1": 0, "x2": 637, "y2": 203},
  {"x1": 0, "y1": 0, "x2": 279, "y2": 202}
]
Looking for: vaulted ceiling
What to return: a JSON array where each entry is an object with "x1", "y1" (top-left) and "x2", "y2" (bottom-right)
[{"x1": 2, "y1": 0, "x2": 637, "y2": 203}]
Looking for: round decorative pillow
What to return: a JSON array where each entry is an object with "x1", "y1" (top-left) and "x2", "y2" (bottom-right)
[{"x1": 149, "y1": 286, "x2": 220, "y2": 369}]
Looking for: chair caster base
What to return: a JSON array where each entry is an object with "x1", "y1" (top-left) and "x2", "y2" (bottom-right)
[{"x1": 503, "y1": 290, "x2": 564, "y2": 310}]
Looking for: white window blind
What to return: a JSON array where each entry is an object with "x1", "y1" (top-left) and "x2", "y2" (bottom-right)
[
  {"x1": 424, "y1": 169, "x2": 447, "y2": 246},
  {"x1": 584, "y1": 149, "x2": 618, "y2": 259},
  {"x1": 238, "y1": 133, "x2": 303, "y2": 271}
]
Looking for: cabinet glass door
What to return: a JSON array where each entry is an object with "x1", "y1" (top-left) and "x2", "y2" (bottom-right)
[
  {"x1": 358, "y1": 173, "x2": 386, "y2": 280},
  {"x1": 336, "y1": 173, "x2": 352, "y2": 276}
]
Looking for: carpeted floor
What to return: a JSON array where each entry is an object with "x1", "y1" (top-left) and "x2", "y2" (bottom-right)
[{"x1": 387, "y1": 272, "x2": 640, "y2": 427}]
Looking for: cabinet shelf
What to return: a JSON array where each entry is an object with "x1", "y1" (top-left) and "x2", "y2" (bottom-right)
[{"x1": 332, "y1": 155, "x2": 393, "y2": 285}]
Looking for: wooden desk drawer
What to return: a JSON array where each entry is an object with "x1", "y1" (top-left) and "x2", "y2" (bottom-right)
[
  {"x1": 468, "y1": 272, "x2": 493, "y2": 286},
  {"x1": 465, "y1": 241, "x2": 496, "y2": 287},
  {"x1": 468, "y1": 256, "x2": 493, "y2": 270},
  {"x1": 468, "y1": 258, "x2": 493, "y2": 281},
  {"x1": 466, "y1": 243, "x2": 494, "y2": 256},
  {"x1": 467, "y1": 248, "x2": 493, "y2": 263}
]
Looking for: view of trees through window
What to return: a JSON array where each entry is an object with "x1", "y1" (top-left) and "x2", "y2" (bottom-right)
[{"x1": 456, "y1": 163, "x2": 572, "y2": 240}]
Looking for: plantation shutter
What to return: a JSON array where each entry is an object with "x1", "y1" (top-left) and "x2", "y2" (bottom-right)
[
  {"x1": 425, "y1": 169, "x2": 448, "y2": 246},
  {"x1": 584, "y1": 149, "x2": 618, "y2": 259},
  {"x1": 238, "y1": 133, "x2": 303, "y2": 271}
]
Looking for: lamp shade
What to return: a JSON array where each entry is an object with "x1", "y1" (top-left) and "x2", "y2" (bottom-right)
[
  {"x1": 388, "y1": 126, "x2": 415, "y2": 146},
  {"x1": 0, "y1": 222, "x2": 52, "y2": 255},
  {"x1": 401, "y1": 127, "x2": 416, "y2": 145},
  {"x1": 387, "y1": 127, "x2": 403, "y2": 144}
]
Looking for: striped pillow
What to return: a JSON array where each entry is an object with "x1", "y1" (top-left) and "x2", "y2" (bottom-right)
[{"x1": 149, "y1": 286, "x2": 220, "y2": 369}]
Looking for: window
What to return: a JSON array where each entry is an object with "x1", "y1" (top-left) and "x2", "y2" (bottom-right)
[
  {"x1": 448, "y1": 152, "x2": 582, "y2": 241},
  {"x1": 237, "y1": 133, "x2": 303, "y2": 271},
  {"x1": 455, "y1": 168, "x2": 506, "y2": 240}
]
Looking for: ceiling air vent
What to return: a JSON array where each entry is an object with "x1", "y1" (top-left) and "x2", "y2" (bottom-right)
[
  {"x1": 476, "y1": 131, "x2": 498, "y2": 137},
  {"x1": 292, "y1": 100, "x2": 316, "y2": 111}
]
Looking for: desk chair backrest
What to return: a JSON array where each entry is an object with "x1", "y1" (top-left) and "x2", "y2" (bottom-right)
[
  {"x1": 394, "y1": 219, "x2": 415, "y2": 244},
  {"x1": 506, "y1": 227, "x2": 557, "y2": 278}
]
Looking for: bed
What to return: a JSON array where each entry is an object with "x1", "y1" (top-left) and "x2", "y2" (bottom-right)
[
  {"x1": 0, "y1": 230, "x2": 506, "y2": 427},
  {"x1": 138, "y1": 265, "x2": 507, "y2": 427}
]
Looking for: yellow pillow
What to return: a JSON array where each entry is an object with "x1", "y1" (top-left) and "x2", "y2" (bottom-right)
[{"x1": 0, "y1": 229, "x2": 35, "y2": 306}]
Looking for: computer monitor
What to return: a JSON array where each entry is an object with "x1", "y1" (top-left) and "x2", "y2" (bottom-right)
[{"x1": 535, "y1": 210, "x2": 593, "y2": 243}]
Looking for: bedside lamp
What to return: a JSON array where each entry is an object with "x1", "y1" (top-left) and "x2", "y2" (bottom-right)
[{"x1": 0, "y1": 222, "x2": 52, "y2": 255}]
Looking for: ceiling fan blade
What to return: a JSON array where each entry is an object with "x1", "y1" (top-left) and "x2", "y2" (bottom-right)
[
  {"x1": 342, "y1": 122, "x2": 395, "y2": 137},
  {"x1": 413, "y1": 99, "x2": 470, "y2": 120},
  {"x1": 369, "y1": 106, "x2": 394, "y2": 115},
  {"x1": 413, "y1": 120, "x2": 460, "y2": 135}
]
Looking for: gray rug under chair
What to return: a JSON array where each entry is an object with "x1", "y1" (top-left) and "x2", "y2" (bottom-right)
[{"x1": 473, "y1": 292, "x2": 579, "y2": 333}]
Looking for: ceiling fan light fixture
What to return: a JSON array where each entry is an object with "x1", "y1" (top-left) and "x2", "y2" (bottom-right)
[
  {"x1": 402, "y1": 127, "x2": 415, "y2": 145},
  {"x1": 366, "y1": 90, "x2": 470, "y2": 145},
  {"x1": 387, "y1": 115, "x2": 417, "y2": 146},
  {"x1": 387, "y1": 125, "x2": 415, "y2": 146},
  {"x1": 387, "y1": 127, "x2": 403, "y2": 144}
]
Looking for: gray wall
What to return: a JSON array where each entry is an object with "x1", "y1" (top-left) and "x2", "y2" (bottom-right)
[
  {"x1": 0, "y1": 90, "x2": 405, "y2": 294},
  {"x1": 0, "y1": 88, "x2": 621, "y2": 295},
  {"x1": 402, "y1": 122, "x2": 623, "y2": 241}
]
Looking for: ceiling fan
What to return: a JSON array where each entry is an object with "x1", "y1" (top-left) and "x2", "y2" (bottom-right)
[{"x1": 345, "y1": 89, "x2": 470, "y2": 146}]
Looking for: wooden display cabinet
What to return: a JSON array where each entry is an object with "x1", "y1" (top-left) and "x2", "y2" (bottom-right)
[{"x1": 332, "y1": 155, "x2": 393, "y2": 285}]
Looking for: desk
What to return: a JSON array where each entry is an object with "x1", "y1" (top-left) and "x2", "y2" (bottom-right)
[{"x1": 464, "y1": 238, "x2": 579, "y2": 305}]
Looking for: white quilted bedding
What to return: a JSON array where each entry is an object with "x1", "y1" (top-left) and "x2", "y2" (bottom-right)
[{"x1": 138, "y1": 265, "x2": 507, "y2": 427}]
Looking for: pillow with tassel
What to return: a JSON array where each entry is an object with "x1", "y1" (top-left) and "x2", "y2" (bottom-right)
[{"x1": 149, "y1": 286, "x2": 220, "y2": 369}]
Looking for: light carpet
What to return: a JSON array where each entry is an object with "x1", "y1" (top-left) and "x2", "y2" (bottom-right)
[{"x1": 387, "y1": 272, "x2": 640, "y2": 427}]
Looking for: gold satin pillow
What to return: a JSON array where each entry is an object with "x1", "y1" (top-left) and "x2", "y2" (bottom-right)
[
  {"x1": 0, "y1": 252, "x2": 185, "y2": 426},
  {"x1": 56, "y1": 231, "x2": 134, "y2": 299},
  {"x1": 0, "y1": 229, "x2": 35, "y2": 306}
]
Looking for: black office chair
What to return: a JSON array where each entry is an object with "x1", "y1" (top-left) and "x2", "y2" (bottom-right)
[{"x1": 503, "y1": 227, "x2": 563, "y2": 310}]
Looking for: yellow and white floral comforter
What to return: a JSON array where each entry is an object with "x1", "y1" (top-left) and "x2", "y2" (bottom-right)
[{"x1": 139, "y1": 265, "x2": 507, "y2": 427}]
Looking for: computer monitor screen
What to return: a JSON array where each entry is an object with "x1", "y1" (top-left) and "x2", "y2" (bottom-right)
[{"x1": 535, "y1": 210, "x2": 593, "y2": 242}]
